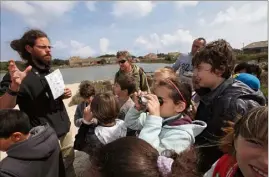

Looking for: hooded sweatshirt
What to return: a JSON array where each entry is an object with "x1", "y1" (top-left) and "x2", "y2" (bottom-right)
[
  {"x1": 0, "y1": 124, "x2": 65, "y2": 177},
  {"x1": 125, "y1": 107, "x2": 207, "y2": 154}
]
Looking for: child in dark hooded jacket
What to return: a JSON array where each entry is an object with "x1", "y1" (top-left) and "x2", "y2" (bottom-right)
[{"x1": 0, "y1": 109, "x2": 65, "y2": 177}]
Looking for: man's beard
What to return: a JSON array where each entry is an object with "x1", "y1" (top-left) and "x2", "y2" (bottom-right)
[{"x1": 33, "y1": 55, "x2": 52, "y2": 66}]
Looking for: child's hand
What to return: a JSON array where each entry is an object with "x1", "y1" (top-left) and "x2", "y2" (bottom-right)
[
  {"x1": 83, "y1": 105, "x2": 93, "y2": 122},
  {"x1": 144, "y1": 94, "x2": 160, "y2": 117},
  {"x1": 132, "y1": 90, "x2": 148, "y2": 111}
]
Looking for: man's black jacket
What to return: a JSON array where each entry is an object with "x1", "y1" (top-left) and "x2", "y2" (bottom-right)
[{"x1": 0, "y1": 65, "x2": 70, "y2": 138}]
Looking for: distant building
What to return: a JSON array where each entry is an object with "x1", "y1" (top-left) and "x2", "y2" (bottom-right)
[
  {"x1": 144, "y1": 53, "x2": 158, "y2": 60},
  {"x1": 69, "y1": 56, "x2": 95, "y2": 67},
  {"x1": 243, "y1": 41, "x2": 268, "y2": 54}
]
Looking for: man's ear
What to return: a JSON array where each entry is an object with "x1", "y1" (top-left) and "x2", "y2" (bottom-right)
[
  {"x1": 127, "y1": 57, "x2": 133, "y2": 63},
  {"x1": 25, "y1": 45, "x2": 33, "y2": 54}
]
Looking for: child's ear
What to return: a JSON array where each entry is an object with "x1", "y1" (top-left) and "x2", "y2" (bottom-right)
[
  {"x1": 175, "y1": 101, "x2": 186, "y2": 113},
  {"x1": 10, "y1": 132, "x2": 25, "y2": 142},
  {"x1": 214, "y1": 66, "x2": 225, "y2": 77},
  {"x1": 123, "y1": 89, "x2": 129, "y2": 95},
  {"x1": 214, "y1": 69, "x2": 223, "y2": 77}
]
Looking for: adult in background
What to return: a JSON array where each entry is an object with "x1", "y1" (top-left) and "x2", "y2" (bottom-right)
[
  {"x1": 172, "y1": 37, "x2": 206, "y2": 87},
  {"x1": 0, "y1": 29, "x2": 75, "y2": 177},
  {"x1": 234, "y1": 62, "x2": 262, "y2": 80},
  {"x1": 114, "y1": 51, "x2": 150, "y2": 92}
]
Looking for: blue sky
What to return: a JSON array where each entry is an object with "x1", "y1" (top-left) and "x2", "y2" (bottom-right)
[{"x1": 1, "y1": 1, "x2": 267, "y2": 61}]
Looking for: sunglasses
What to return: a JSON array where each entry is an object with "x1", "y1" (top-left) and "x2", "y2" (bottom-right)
[{"x1": 118, "y1": 60, "x2": 127, "y2": 64}]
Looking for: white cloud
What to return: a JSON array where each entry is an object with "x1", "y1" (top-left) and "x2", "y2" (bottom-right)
[
  {"x1": 135, "y1": 34, "x2": 162, "y2": 51},
  {"x1": 99, "y1": 38, "x2": 110, "y2": 54},
  {"x1": 135, "y1": 29, "x2": 194, "y2": 53},
  {"x1": 174, "y1": 1, "x2": 199, "y2": 9},
  {"x1": 210, "y1": 2, "x2": 267, "y2": 26},
  {"x1": 1, "y1": 1, "x2": 77, "y2": 28},
  {"x1": 53, "y1": 41, "x2": 68, "y2": 50},
  {"x1": 112, "y1": 1, "x2": 154, "y2": 18},
  {"x1": 70, "y1": 40, "x2": 95, "y2": 57},
  {"x1": 197, "y1": 2, "x2": 267, "y2": 49},
  {"x1": 85, "y1": 1, "x2": 96, "y2": 12},
  {"x1": 1, "y1": 1, "x2": 36, "y2": 16},
  {"x1": 198, "y1": 18, "x2": 205, "y2": 26},
  {"x1": 109, "y1": 23, "x2": 116, "y2": 29}
]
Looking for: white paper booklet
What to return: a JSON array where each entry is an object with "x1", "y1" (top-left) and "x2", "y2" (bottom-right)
[{"x1": 45, "y1": 69, "x2": 65, "y2": 100}]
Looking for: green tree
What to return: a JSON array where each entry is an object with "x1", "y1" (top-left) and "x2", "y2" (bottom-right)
[{"x1": 164, "y1": 55, "x2": 173, "y2": 61}]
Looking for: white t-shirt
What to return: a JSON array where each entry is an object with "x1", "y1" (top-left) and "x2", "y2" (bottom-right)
[{"x1": 172, "y1": 53, "x2": 194, "y2": 88}]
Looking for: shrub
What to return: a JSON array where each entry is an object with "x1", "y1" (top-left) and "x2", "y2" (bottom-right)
[{"x1": 68, "y1": 80, "x2": 113, "y2": 107}]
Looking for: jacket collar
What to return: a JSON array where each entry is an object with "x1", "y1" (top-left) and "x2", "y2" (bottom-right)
[
  {"x1": 200, "y1": 77, "x2": 234, "y2": 105},
  {"x1": 27, "y1": 59, "x2": 51, "y2": 74},
  {"x1": 162, "y1": 113, "x2": 192, "y2": 126}
]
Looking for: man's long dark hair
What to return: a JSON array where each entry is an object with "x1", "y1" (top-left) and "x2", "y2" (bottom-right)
[{"x1": 10, "y1": 29, "x2": 48, "y2": 62}]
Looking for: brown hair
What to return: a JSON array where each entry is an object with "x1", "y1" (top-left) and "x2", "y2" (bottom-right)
[
  {"x1": 116, "y1": 50, "x2": 131, "y2": 59},
  {"x1": 192, "y1": 39, "x2": 236, "y2": 79},
  {"x1": 79, "y1": 80, "x2": 96, "y2": 99},
  {"x1": 156, "y1": 78, "x2": 193, "y2": 118},
  {"x1": 115, "y1": 74, "x2": 137, "y2": 95},
  {"x1": 220, "y1": 106, "x2": 268, "y2": 155},
  {"x1": 90, "y1": 92, "x2": 120, "y2": 124},
  {"x1": 88, "y1": 137, "x2": 199, "y2": 177},
  {"x1": 10, "y1": 29, "x2": 49, "y2": 62}
]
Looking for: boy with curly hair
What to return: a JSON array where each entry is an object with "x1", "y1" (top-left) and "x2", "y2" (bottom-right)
[
  {"x1": 192, "y1": 39, "x2": 266, "y2": 173},
  {"x1": 74, "y1": 81, "x2": 96, "y2": 127}
]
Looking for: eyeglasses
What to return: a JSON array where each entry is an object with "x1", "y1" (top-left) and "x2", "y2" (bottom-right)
[
  {"x1": 34, "y1": 45, "x2": 53, "y2": 50},
  {"x1": 118, "y1": 60, "x2": 126, "y2": 64}
]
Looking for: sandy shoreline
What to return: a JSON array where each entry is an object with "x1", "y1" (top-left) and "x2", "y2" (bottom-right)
[{"x1": 63, "y1": 83, "x2": 81, "y2": 139}]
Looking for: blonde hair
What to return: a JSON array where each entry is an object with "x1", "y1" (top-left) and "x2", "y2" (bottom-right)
[
  {"x1": 220, "y1": 106, "x2": 268, "y2": 155},
  {"x1": 154, "y1": 68, "x2": 177, "y2": 80}
]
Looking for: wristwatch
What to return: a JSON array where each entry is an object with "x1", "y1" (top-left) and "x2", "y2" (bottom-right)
[{"x1": 7, "y1": 87, "x2": 19, "y2": 96}]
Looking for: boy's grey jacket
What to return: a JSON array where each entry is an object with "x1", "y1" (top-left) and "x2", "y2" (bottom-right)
[
  {"x1": 0, "y1": 124, "x2": 65, "y2": 177},
  {"x1": 194, "y1": 77, "x2": 266, "y2": 173}
]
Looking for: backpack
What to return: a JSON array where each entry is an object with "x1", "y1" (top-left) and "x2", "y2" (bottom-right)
[
  {"x1": 138, "y1": 67, "x2": 145, "y2": 90},
  {"x1": 212, "y1": 154, "x2": 238, "y2": 177}
]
